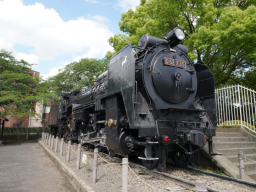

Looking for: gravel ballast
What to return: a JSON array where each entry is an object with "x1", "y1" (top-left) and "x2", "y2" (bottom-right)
[{"x1": 40, "y1": 138, "x2": 256, "y2": 192}]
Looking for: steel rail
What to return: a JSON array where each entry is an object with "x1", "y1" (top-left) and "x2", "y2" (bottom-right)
[
  {"x1": 86, "y1": 146, "x2": 256, "y2": 191},
  {"x1": 87, "y1": 147, "x2": 221, "y2": 192}
]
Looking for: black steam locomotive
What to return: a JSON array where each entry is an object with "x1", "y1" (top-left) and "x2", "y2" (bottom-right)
[{"x1": 49, "y1": 27, "x2": 217, "y2": 171}]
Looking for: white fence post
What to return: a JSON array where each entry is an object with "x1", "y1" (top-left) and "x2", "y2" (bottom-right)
[
  {"x1": 195, "y1": 180, "x2": 207, "y2": 192},
  {"x1": 92, "y1": 148, "x2": 98, "y2": 183},
  {"x1": 239, "y1": 85, "x2": 243, "y2": 128},
  {"x1": 60, "y1": 138, "x2": 64, "y2": 156},
  {"x1": 238, "y1": 151, "x2": 245, "y2": 180},
  {"x1": 67, "y1": 140, "x2": 71, "y2": 162},
  {"x1": 55, "y1": 136, "x2": 58, "y2": 152},
  {"x1": 76, "y1": 144, "x2": 81, "y2": 170},
  {"x1": 48, "y1": 134, "x2": 51, "y2": 146},
  {"x1": 51, "y1": 135, "x2": 54, "y2": 149},
  {"x1": 122, "y1": 158, "x2": 128, "y2": 192}
]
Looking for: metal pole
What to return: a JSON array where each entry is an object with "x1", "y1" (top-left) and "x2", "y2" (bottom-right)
[
  {"x1": 238, "y1": 151, "x2": 245, "y2": 180},
  {"x1": 67, "y1": 140, "x2": 71, "y2": 162},
  {"x1": 55, "y1": 136, "x2": 58, "y2": 152},
  {"x1": 60, "y1": 138, "x2": 64, "y2": 156},
  {"x1": 253, "y1": 91, "x2": 256, "y2": 132},
  {"x1": 76, "y1": 144, "x2": 81, "y2": 170},
  {"x1": 247, "y1": 88, "x2": 252, "y2": 129},
  {"x1": 238, "y1": 85, "x2": 243, "y2": 128},
  {"x1": 219, "y1": 89, "x2": 223, "y2": 125},
  {"x1": 227, "y1": 87, "x2": 231, "y2": 126},
  {"x1": 235, "y1": 85, "x2": 239, "y2": 123},
  {"x1": 122, "y1": 158, "x2": 128, "y2": 192},
  {"x1": 231, "y1": 85, "x2": 235, "y2": 125},
  {"x1": 229, "y1": 86, "x2": 233, "y2": 125},
  {"x1": 221, "y1": 88, "x2": 226, "y2": 125},
  {"x1": 92, "y1": 148, "x2": 98, "y2": 183},
  {"x1": 224, "y1": 88, "x2": 228, "y2": 125},
  {"x1": 244, "y1": 87, "x2": 249, "y2": 128},
  {"x1": 215, "y1": 89, "x2": 219, "y2": 125},
  {"x1": 42, "y1": 132, "x2": 43, "y2": 140},
  {"x1": 249, "y1": 89, "x2": 255, "y2": 131},
  {"x1": 216, "y1": 89, "x2": 220, "y2": 126}
]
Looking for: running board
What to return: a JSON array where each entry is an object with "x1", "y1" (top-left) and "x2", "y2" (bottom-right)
[
  {"x1": 81, "y1": 137, "x2": 102, "y2": 143},
  {"x1": 138, "y1": 157, "x2": 159, "y2": 160}
]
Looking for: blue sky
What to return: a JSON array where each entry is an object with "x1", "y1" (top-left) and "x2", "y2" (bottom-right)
[{"x1": 0, "y1": 0, "x2": 140, "y2": 79}]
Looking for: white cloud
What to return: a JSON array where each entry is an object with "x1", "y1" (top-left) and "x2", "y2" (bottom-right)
[
  {"x1": 41, "y1": 60, "x2": 71, "y2": 80},
  {"x1": 15, "y1": 53, "x2": 39, "y2": 64},
  {"x1": 41, "y1": 66, "x2": 64, "y2": 80},
  {"x1": 84, "y1": 0, "x2": 101, "y2": 3},
  {"x1": 84, "y1": 0, "x2": 108, "y2": 5},
  {"x1": 72, "y1": 46, "x2": 113, "y2": 62},
  {"x1": 0, "y1": 0, "x2": 114, "y2": 61},
  {"x1": 92, "y1": 15, "x2": 108, "y2": 22},
  {"x1": 116, "y1": 0, "x2": 140, "y2": 11}
]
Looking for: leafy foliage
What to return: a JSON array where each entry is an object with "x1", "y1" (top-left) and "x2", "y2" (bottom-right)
[
  {"x1": 0, "y1": 50, "x2": 57, "y2": 117},
  {"x1": 45, "y1": 58, "x2": 108, "y2": 96},
  {"x1": 107, "y1": 0, "x2": 256, "y2": 86},
  {"x1": 225, "y1": 67, "x2": 256, "y2": 90}
]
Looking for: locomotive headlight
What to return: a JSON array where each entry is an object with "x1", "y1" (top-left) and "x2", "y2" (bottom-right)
[
  {"x1": 174, "y1": 28, "x2": 185, "y2": 40},
  {"x1": 166, "y1": 27, "x2": 185, "y2": 47}
]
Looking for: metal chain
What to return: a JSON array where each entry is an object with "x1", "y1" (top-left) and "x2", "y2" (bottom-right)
[
  {"x1": 81, "y1": 149, "x2": 94, "y2": 155},
  {"x1": 97, "y1": 153, "x2": 121, "y2": 165},
  {"x1": 238, "y1": 154, "x2": 245, "y2": 161},
  {"x1": 44, "y1": 141, "x2": 165, "y2": 192},
  {"x1": 127, "y1": 165, "x2": 164, "y2": 192},
  {"x1": 245, "y1": 157, "x2": 256, "y2": 162}
]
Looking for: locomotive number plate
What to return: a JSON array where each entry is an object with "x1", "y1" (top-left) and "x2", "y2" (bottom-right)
[{"x1": 164, "y1": 57, "x2": 186, "y2": 68}]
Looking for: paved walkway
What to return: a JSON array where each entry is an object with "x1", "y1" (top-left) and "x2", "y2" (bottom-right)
[{"x1": 0, "y1": 141, "x2": 75, "y2": 192}]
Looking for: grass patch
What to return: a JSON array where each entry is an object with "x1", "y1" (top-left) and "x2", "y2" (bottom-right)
[
  {"x1": 217, "y1": 120, "x2": 256, "y2": 136},
  {"x1": 189, "y1": 164, "x2": 226, "y2": 175},
  {"x1": 218, "y1": 120, "x2": 243, "y2": 128},
  {"x1": 217, "y1": 125, "x2": 241, "y2": 129}
]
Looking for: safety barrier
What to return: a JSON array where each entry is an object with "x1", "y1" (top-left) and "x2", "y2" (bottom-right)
[
  {"x1": 216, "y1": 85, "x2": 256, "y2": 133},
  {"x1": 42, "y1": 132, "x2": 208, "y2": 192}
]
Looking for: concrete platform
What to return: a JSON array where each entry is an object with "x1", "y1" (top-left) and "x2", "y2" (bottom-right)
[{"x1": 0, "y1": 140, "x2": 76, "y2": 192}]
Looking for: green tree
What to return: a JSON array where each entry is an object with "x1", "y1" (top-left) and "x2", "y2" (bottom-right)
[
  {"x1": 0, "y1": 50, "x2": 57, "y2": 117},
  {"x1": 225, "y1": 67, "x2": 256, "y2": 90},
  {"x1": 107, "y1": 0, "x2": 256, "y2": 86},
  {"x1": 46, "y1": 58, "x2": 108, "y2": 96}
]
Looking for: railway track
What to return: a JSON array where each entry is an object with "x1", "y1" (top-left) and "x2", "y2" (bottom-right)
[
  {"x1": 80, "y1": 145, "x2": 256, "y2": 192},
  {"x1": 80, "y1": 146, "x2": 218, "y2": 192}
]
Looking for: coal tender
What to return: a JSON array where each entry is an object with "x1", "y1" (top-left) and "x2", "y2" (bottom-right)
[{"x1": 52, "y1": 27, "x2": 217, "y2": 171}]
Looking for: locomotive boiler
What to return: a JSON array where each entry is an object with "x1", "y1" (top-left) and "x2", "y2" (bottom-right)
[{"x1": 49, "y1": 27, "x2": 217, "y2": 171}]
